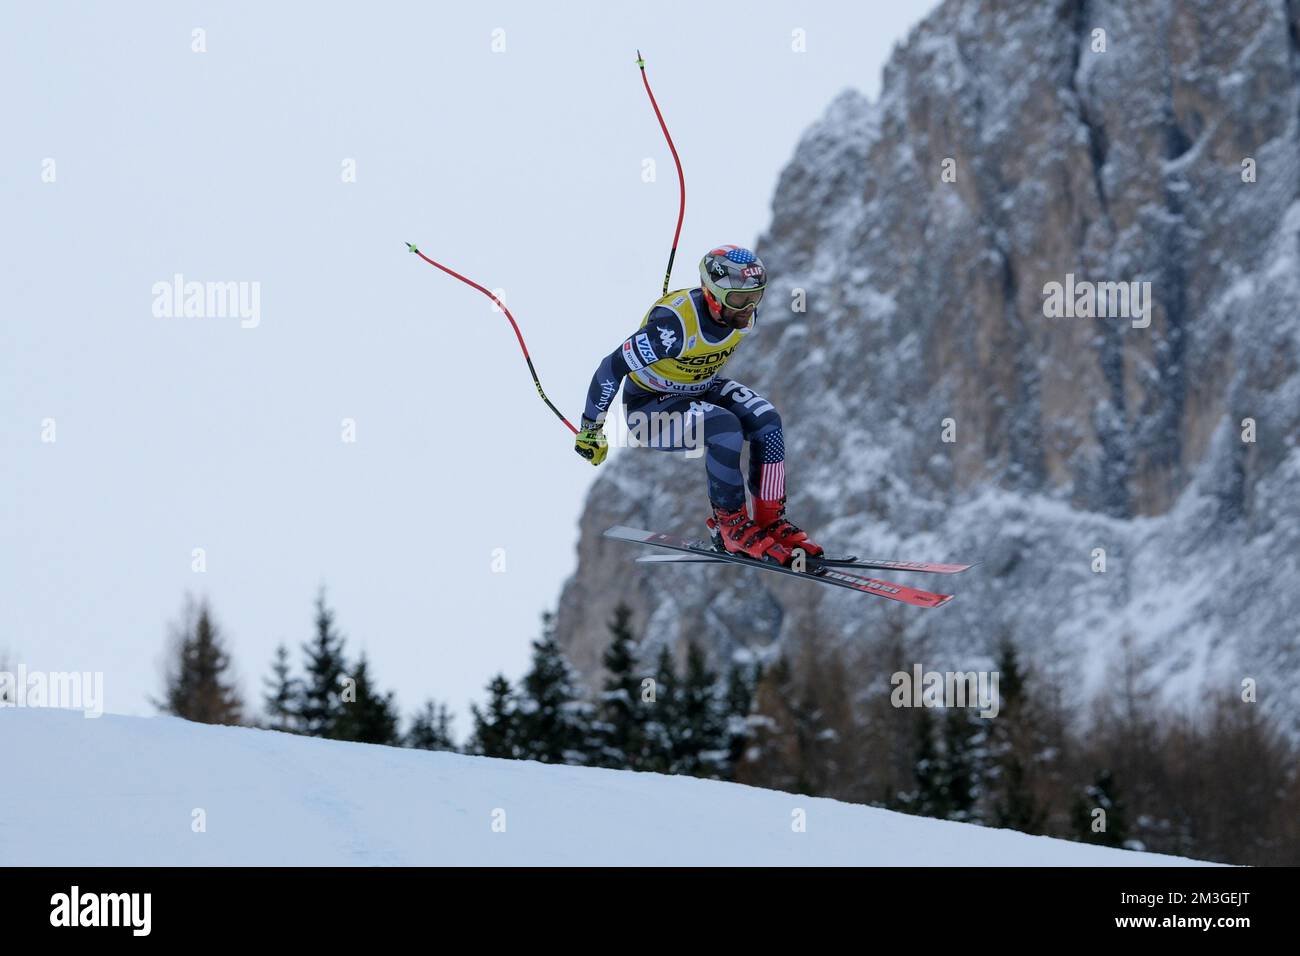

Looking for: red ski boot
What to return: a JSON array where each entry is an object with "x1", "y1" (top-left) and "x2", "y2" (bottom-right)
[
  {"x1": 753, "y1": 496, "x2": 824, "y2": 558},
  {"x1": 707, "y1": 504, "x2": 792, "y2": 564}
]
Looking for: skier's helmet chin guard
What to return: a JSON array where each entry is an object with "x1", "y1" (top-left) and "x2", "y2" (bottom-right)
[{"x1": 700, "y1": 246, "x2": 767, "y2": 325}]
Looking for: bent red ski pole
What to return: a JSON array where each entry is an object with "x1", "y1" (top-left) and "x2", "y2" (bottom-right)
[
  {"x1": 406, "y1": 242, "x2": 578, "y2": 434},
  {"x1": 636, "y1": 50, "x2": 685, "y2": 297}
]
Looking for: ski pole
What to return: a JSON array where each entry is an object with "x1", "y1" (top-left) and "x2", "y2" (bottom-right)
[
  {"x1": 636, "y1": 50, "x2": 685, "y2": 297},
  {"x1": 405, "y1": 242, "x2": 578, "y2": 435}
]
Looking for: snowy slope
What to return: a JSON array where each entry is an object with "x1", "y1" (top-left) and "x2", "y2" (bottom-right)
[{"x1": 1, "y1": 709, "x2": 1211, "y2": 866}]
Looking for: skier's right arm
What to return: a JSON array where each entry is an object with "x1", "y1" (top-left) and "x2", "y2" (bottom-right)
[{"x1": 574, "y1": 310, "x2": 685, "y2": 465}]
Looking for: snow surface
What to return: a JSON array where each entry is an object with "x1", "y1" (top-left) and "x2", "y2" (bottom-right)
[{"x1": 1, "y1": 709, "x2": 1213, "y2": 866}]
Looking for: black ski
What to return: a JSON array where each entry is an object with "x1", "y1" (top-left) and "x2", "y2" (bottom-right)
[
  {"x1": 605, "y1": 526, "x2": 955, "y2": 608},
  {"x1": 634, "y1": 552, "x2": 972, "y2": 574}
]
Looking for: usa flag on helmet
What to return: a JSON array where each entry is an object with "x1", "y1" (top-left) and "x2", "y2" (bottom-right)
[{"x1": 700, "y1": 245, "x2": 766, "y2": 291}]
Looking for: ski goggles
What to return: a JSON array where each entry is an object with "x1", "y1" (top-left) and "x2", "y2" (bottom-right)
[{"x1": 720, "y1": 287, "x2": 765, "y2": 311}]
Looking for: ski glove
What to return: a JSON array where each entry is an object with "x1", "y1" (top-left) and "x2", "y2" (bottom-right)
[{"x1": 574, "y1": 418, "x2": 608, "y2": 466}]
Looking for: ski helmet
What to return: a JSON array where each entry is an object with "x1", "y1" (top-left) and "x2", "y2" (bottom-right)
[{"x1": 699, "y1": 246, "x2": 767, "y2": 321}]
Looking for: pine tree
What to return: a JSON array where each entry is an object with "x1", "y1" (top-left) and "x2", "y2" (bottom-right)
[
  {"x1": 1092, "y1": 631, "x2": 1163, "y2": 843},
  {"x1": 867, "y1": 618, "x2": 926, "y2": 809},
  {"x1": 333, "y1": 653, "x2": 400, "y2": 745},
  {"x1": 898, "y1": 706, "x2": 984, "y2": 821},
  {"x1": 993, "y1": 756, "x2": 1043, "y2": 830},
  {"x1": 942, "y1": 707, "x2": 984, "y2": 822},
  {"x1": 593, "y1": 603, "x2": 646, "y2": 769},
  {"x1": 298, "y1": 589, "x2": 347, "y2": 738},
  {"x1": 1071, "y1": 769, "x2": 1129, "y2": 847},
  {"x1": 736, "y1": 655, "x2": 803, "y2": 793},
  {"x1": 468, "y1": 674, "x2": 520, "y2": 758},
  {"x1": 904, "y1": 708, "x2": 946, "y2": 816},
  {"x1": 791, "y1": 639, "x2": 853, "y2": 799},
  {"x1": 640, "y1": 645, "x2": 679, "y2": 773},
  {"x1": 407, "y1": 700, "x2": 457, "y2": 752},
  {"x1": 262, "y1": 642, "x2": 299, "y2": 733},
  {"x1": 156, "y1": 596, "x2": 244, "y2": 725},
  {"x1": 516, "y1": 613, "x2": 592, "y2": 765},
  {"x1": 985, "y1": 640, "x2": 1048, "y2": 833},
  {"x1": 673, "y1": 641, "x2": 728, "y2": 778},
  {"x1": 722, "y1": 658, "x2": 760, "y2": 777}
]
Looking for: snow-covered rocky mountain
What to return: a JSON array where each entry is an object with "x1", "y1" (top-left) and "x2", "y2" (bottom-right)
[
  {"x1": 0, "y1": 709, "x2": 1211, "y2": 864},
  {"x1": 553, "y1": 0, "x2": 1300, "y2": 735}
]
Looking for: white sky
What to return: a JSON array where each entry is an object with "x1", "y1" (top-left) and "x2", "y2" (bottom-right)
[{"x1": 1, "y1": 1, "x2": 936, "y2": 732}]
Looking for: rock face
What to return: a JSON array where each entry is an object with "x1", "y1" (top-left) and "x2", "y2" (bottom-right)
[{"x1": 555, "y1": 0, "x2": 1300, "y2": 735}]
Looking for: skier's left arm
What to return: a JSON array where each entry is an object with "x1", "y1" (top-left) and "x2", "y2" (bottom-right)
[
  {"x1": 581, "y1": 348, "x2": 633, "y2": 430},
  {"x1": 574, "y1": 349, "x2": 629, "y2": 465},
  {"x1": 579, "y1": 310, "x2": 686, "y2": 428},
  {"x1": 575, "y1": 311, "x2": 685, "y2": 465}
]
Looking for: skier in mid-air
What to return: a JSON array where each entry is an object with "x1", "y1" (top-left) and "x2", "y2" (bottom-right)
[{"x1": 574, "y1": 245, "x2": 822, "y2": 566}]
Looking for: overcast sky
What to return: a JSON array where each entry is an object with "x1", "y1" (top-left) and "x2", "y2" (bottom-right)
[{"x1": 1, "y1": 1, "x2": 936, "y2": 729}]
